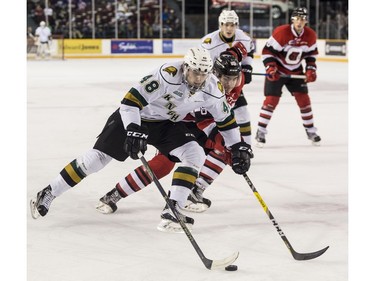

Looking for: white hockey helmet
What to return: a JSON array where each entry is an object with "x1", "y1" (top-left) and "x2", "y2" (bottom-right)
[
  {"x1": 183, "y1": 47, "x2": 213, "y2": 91},
  {"x1": 218, "y1": 10, "x2": 239, "y2": 26},
  {"x1": 183, "y1": 47, "x2": 213, "y2": 74},
  {"x1": 40, "y1": 21, "x2": 46, "y2": 27}
]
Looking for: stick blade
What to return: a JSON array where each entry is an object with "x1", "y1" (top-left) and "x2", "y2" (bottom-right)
[
  {"x1": 209, "y1": 251, "x2": 240, "y2": 270},
  {"x1": 292, "y1": 246, "x2": 329, "y2": 260}
]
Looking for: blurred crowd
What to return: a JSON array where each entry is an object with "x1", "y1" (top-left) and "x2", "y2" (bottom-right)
[
  {"x1": 318, "y1": 10, "x2": 348, "y2": 39},
  {"x1": 27, "y1": 0, "x2": 181, "y2": 39},
  {"x1": 27, "y1": 0, "x2": 348, "y2": 40}
]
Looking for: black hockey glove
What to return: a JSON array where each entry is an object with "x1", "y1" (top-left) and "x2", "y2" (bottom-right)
[
  {"x1": 230, "y1": 142, "x2": 252, "y2": 175},
  {"x1": 242, "y1": 64, "x2": 253, "y2": 84},
  {"x1": 124, "y1": 123, "x2": 148, "y2": 160}
]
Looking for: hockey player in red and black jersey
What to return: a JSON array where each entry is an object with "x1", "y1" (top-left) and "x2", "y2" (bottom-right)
[{"x1": 255, "y1": 7, "x2": 321, "y2": 147}]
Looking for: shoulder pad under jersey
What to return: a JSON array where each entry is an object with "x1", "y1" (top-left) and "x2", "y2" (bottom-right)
[
  {"x1": 201, "y1": 74, "x2": 225, "y2": 99},
  {"x1": 201, "y1": 30, "x2": 219, "y2": 46},
  {"x1": 235, "y1": 29, "x2": 252, "y2": 41}
]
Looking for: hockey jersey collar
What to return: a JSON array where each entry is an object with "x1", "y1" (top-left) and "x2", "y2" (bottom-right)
[{"x1": 290, "y1": 24, "x2": 305, "y2": 37}]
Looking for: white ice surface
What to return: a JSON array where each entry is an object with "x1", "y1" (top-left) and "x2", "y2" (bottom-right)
[{"x1": 27, "y1": 58, "x2": 347, "y2": 281}]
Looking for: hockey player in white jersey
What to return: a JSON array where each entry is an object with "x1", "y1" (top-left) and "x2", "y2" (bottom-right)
[
  {"x1": 201, "y1": 9, "x2": 254, "y2": 148},
  {"x1": 35, "y1": 21, "x2": 52, "y2": 59},
  {"x1": 96, "y1": 53, "x2": 251, "y2": 216},
  {"x1": 94, "y1": 12, "x2": 256, "y2": 217},
  {"x1": 30, "y1": 47, "x2": 252, "y2": 233},
  {"x1": 185, "y1": 10, "x2": 255, "y2": 209}
]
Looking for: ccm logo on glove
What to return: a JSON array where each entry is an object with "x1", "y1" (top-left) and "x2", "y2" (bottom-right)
[
  {"x1": 126, "y1": 131, "x2": 148, "y2": 138},
  {"x1": 124, "y1": 123, "x2": 149, "y2": 160}
]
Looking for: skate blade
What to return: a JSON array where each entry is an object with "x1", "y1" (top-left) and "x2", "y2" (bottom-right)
[
  {"x1": 255, "y1": 141, "x2": 265, "y2": 148},
  {"x1": 182, "y1": 201, "x2": 209, "y2": 213},
  {"x1": 95, "y1": 201, "x2": 114, "y2": 214},
  {"x1": 156, "y1": 219, "x2": 192, "y2": 234},
  {"x1": 30, "y1": 198, "x2": 41, "y2": 219},
  {"x1": 311, "y1": 140, "x2": 321, "y2": 146}
]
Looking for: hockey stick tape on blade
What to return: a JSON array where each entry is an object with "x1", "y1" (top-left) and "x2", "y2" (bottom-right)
[{"x1": 225, "y1": 265, "x2": 238, "y2": 271}]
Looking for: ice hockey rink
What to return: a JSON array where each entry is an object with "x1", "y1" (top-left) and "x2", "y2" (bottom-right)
[{"x1": 25, "y1": 57, "x2": 349, "y2": 281}]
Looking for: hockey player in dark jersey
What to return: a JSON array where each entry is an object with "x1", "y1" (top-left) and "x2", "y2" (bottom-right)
[{"x1": 255, "y1": 7, "x2": 321, "y2": 147}]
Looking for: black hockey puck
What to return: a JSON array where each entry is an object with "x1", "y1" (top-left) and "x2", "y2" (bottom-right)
[{"x1": 225, "y1": 265, "x2": 238, "y2": 271}]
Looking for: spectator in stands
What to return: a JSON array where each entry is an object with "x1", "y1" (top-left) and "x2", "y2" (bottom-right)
[
  {"x1": 82, "y1": 15, "x2": 93, "y2": 38},
  {"x1": 27, "y1": 26, "x2": 36, "y2": 53},
  {"x1": 33, "y1": 4, "x2": 45, "y2": 24},
  {"x1": 126, "y1": 18, "x2": 135, "y2": 38},
  {"x1": 142, "y1": 11, "x2": 154, "y2": 38},
  {"x1": 44, "y1": 4, "x2": 54, "y2": 26},
  {"x1": 152, "y1": 17, "x2": 160, "y2": 38},
  {"x1": 78, "y1": 0, "x2": 87, "y2": 11},
  {"x1": 117, "y1": 0, "x2": 128, "y2": 20}
]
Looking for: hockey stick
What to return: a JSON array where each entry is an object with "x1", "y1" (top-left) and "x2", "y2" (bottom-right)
[
  {"x1": 243, "y1": 173, "x2": 329, "y2": 260},
  {"x1": 252, "y1": 72, "x2": 306, "y2": 79},
  {"x1": 138, "y1": 152, "x2": 239, "y2": 270}
]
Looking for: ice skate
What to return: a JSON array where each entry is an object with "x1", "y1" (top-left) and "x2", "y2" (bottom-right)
[
  {"x1": 255, "y1": 129, "x2": 266, "y2": 148},
  {"x1": 30, "y1": 185, "x2": 56, "y2": 219},
  {"x1": 306, "y1": 130, "x2": 321, "y2": 146},
  {"x1": 182, "y1": 184, "x2": 211, "y2": 213},
  {"x1": 157, "y1": 200, "x2": 194, "y2": 233},
  {"x1": 96, "y1": 188, "x2": 122, "y2": 214}
]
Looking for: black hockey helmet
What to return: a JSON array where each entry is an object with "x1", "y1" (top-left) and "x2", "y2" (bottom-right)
[
  {"x1": 291, "y1": 7, "x2": 308, "y2": 21},
  {"x1": 213, "y1": 54, "x2": 241, "y2": 78}
]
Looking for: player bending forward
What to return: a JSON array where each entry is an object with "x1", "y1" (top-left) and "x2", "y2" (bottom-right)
[
  {"x1": 30, "y1": 47, "x2": 252, "y2": 234},
  {"x1": 255, "y1": 7, "x2": 321, "y2": 147},
  {"x1": 96, "y1": 53, "x2": 251, "y2": 221}
]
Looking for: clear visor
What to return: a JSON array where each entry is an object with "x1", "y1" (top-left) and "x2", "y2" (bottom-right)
[{"x1": 292, "y1": 15, "x2": 308, "y2": 21}]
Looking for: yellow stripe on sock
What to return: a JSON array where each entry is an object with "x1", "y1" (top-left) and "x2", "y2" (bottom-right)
[
  {"x1": 65, "y1": 163, "x2": 82, "y2": 184},
  {"x1": 173, "y1": 171, "x2": 197, "y2": 184}
]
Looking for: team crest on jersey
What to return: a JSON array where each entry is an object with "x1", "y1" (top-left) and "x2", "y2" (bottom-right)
[
  {"x1": 217, "y1": 81, "x2": 224, "y2": 93},
  {"x1": 203, "y1": 38, "x2": 212, "y2": 44},
  {"x1": 162, "y1": 66, "x2": 178, "y2": 77},
  {"x1": 288, "y1": 38, "x2": 308, "y2": 46}
]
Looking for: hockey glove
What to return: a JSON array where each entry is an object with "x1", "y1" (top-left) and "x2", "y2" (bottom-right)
[
  {"x1": 265, "y1": 63, "x2": 280, "y2": 81},
  {"x1": 305, "y1": 64, "x2": 317, "y2": 83},
  {"x1": 124, "y1": 123, "x2": 148, "y2": 160},
  {"x1": 222, "y1": 42, "x2": 248, "y2": 62},
  {"x1": 230, "y1": 142, "x2": 252, "y2": 175},
  {"x1": 242, "y1": 64, "x2": 253, "y2": 84}
]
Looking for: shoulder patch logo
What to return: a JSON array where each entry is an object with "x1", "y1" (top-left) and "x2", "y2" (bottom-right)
[
  {"x1": 203, "y1": 38, "x2": 212, "y2": 44},
  {"x1": 217, "y1": 81, "x2": 224, "y2": 93},
  {"x1": 162, "y1": 66, "x2": 178, "y2": 77}
]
